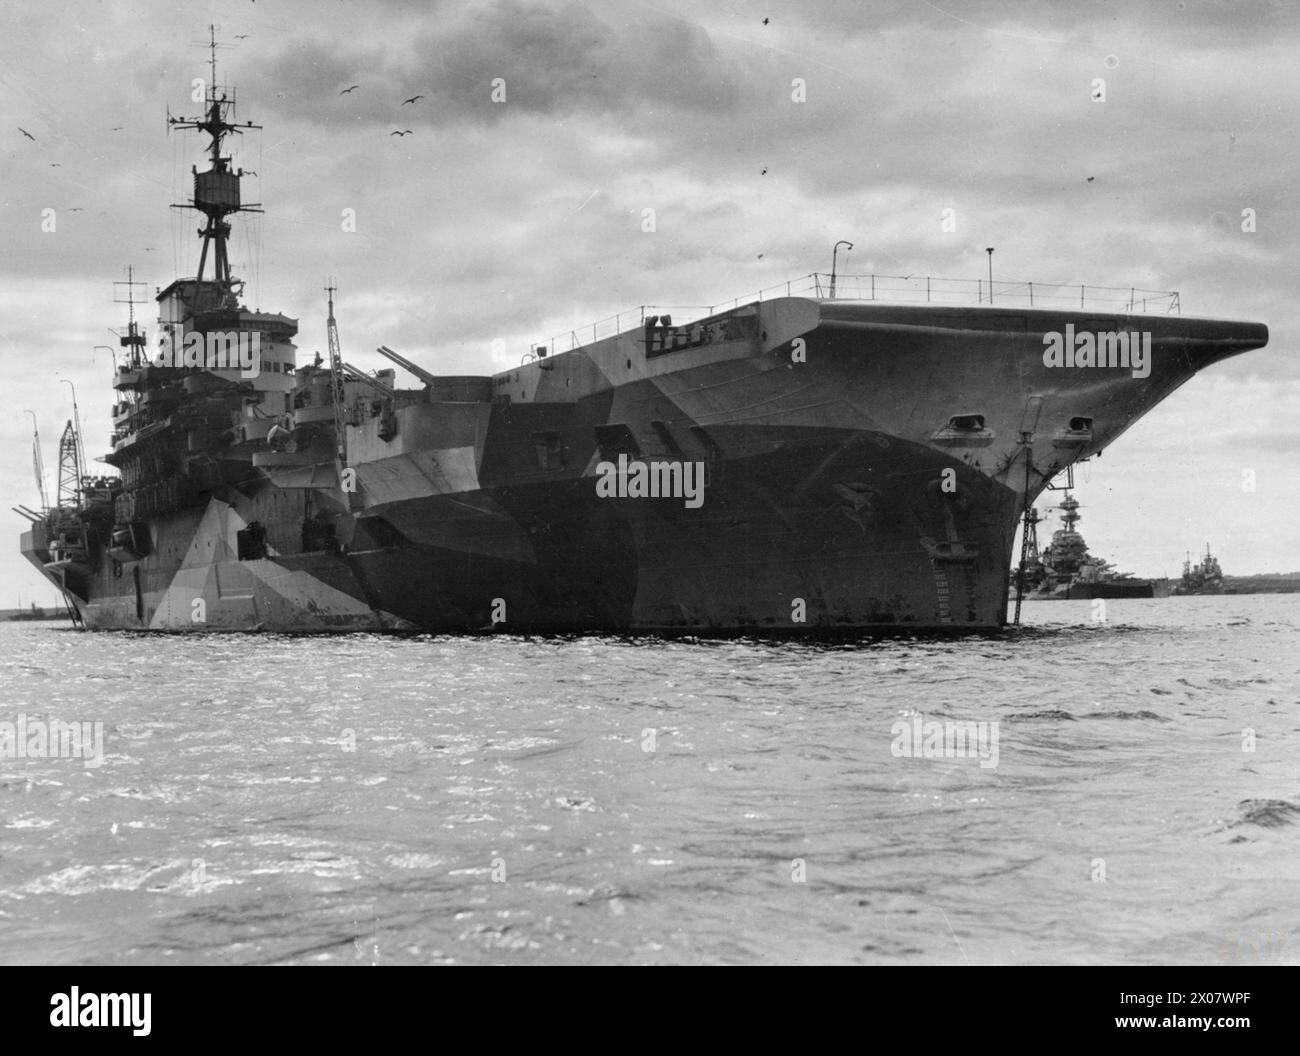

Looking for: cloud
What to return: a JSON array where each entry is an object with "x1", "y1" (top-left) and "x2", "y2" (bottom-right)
[{"x1": 244, "y1": 0, "x2": 747, "y2": 133}]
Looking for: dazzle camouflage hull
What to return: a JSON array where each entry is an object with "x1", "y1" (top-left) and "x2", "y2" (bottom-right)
[{"x1": 23, "y1": 297, "x2": 1267, "y2": 633}]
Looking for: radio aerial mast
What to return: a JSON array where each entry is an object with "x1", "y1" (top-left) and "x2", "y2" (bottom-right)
[{"x1": 167, "y1": 24, "x2": 261, "y2": 305}]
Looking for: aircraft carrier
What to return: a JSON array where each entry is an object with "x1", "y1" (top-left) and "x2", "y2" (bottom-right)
[{"x1": 16, "y1": 54, "x2": 1269, "y2": 634}]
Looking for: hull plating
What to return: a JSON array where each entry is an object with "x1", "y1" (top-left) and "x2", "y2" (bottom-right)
[{"x1": 37, "y1": 430, "x2": 1017, "y2": 632}]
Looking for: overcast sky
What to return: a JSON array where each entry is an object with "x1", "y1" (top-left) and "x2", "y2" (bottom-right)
[{"x1": 1, "y1": 0, "x2": 1297, "y2": 604}]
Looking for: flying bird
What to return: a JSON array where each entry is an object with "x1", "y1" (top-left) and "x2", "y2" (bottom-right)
[
  {"x1": 235, "y1": 34, "x2": 250, "y2": 39},
  {"x1": 402, "y1": 95, "x2": 424, "y2": 105},
  {"x1": 110, "y1": 126, "x2": 124, "y2": 131},
  {"x1": 339, "y1": 85, "x2": 360, "y2": 95},
  {"x1": 390, "y1": 129, "x2": 413, "y2": 136},
  {"x1": 243, "y1": 170, "x2": 258, "y2": 176},
  {"x1": 1086, "y1": 176, "x2": 1095, "y2": 182},
  {"x1": 19, "y1": 127, "x2": 35, "y2": 141}
]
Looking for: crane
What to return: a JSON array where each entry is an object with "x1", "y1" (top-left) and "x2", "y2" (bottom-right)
[
  {"x1": 325, "y1": 280, "x2": 347, "y2": 464},
  {"x1": 25, "y1": 410, "x2": 49, "y2": 509},
  {"x1": 56, "y1": 420, "x2": 81, "y2": 509}
]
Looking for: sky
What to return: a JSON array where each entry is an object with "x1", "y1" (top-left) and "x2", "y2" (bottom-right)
[{"x1": 0, "y1": 0, "x2": 1297, "y2": 604}]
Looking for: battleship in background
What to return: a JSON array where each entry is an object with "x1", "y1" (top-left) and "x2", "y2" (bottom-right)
[
  {"x1": 15, "y1": 48, "x2": 1270, "y2": 633},
  {"x1": 1012, "y1": 494, "x2": 1171, "y2": 600}
]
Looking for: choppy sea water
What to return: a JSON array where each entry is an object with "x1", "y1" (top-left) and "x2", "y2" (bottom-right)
[{"x1": 0, "y1": 594, "x2": 1297, "y2": 966}]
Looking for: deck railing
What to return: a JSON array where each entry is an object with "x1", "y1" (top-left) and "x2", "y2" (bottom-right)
[{"x1": 525, "y1": 272, "x2": 1181, "y2": 360}]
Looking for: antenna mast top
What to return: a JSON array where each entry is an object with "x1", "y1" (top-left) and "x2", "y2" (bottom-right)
[{"x1": 208, "y1": 24, "x2": 218, "y2": 96}]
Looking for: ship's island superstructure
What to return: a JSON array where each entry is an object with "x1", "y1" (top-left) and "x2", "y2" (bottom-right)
[{"x1": 16, "y1": 51, "x2": 1269, "y2": 633}]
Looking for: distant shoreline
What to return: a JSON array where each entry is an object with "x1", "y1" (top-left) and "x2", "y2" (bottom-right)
[{"x1": 1219, "y1": 576, "x2": 1300, "y2": 594}]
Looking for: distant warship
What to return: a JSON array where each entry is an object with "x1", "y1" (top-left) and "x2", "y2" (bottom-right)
[
  {"x1": 1176, "y1": 545, "x2": 1225, "y2": 595},
  {"x1": 16, "y1": 40, "x2": 1267, "y2": 633},
  {"x1": 1013, "y1": 495, "x2": 1170, "y2": 600}
]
